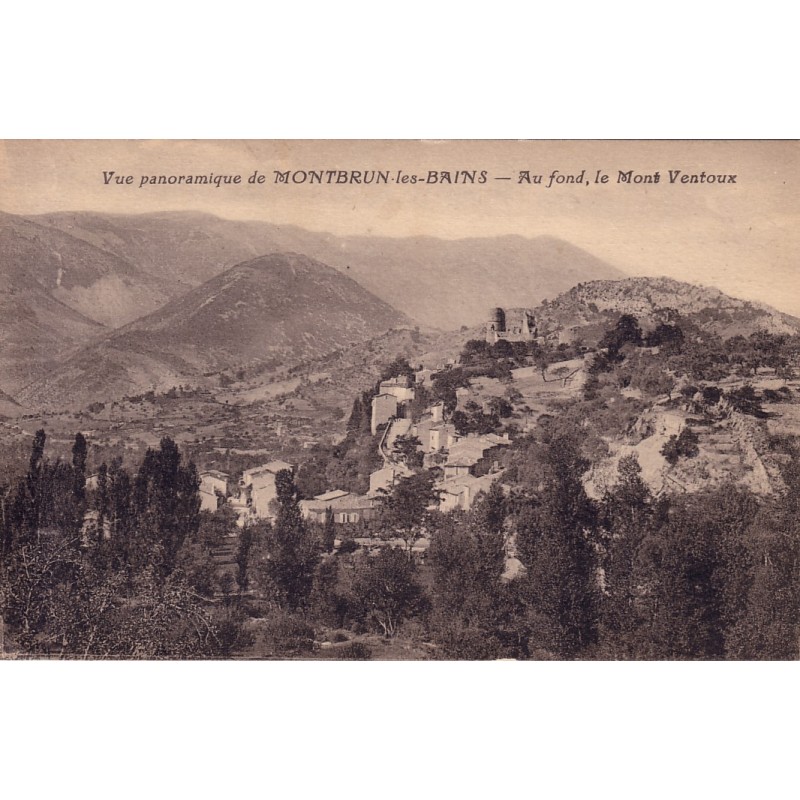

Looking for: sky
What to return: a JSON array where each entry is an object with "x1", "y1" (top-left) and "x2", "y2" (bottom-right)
[{"x1": 1, "y1": 139, "x2": 799, "y2": 315}]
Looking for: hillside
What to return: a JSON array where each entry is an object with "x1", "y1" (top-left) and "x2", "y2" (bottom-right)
[
  {"x1": 19, "y1": 252, "x2": 413, "y2": 409},
  {"x1": 0, "y1": 212, "x2": 183, "y2": 394},
  {"x1": 33, "y1": 212, "x2": 627, "y2": 329},
  {"x1": 535, "y1": 276, "x2": 800, "y2": 343},
  {"x1": 0, "y1": 211, "x2": 174, "y2": 327},
  {"x1": 0, "y1": 387, "x2": 22, "y2": 417}
]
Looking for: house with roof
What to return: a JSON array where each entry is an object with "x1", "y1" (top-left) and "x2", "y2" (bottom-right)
[
  {"x1": 368, "y1": 464, "x2": 412, "y2": 496},
  {"x1": 437, "y1": 472, "x2": 501, "y2": 513},
  {"x1": 442, "y1": 434, "x2": 511, "y2": 480},
  {"x1": 300, "y1": 490, "x2": 381, "y2": 525},
  {"x1": 240, "y1": 460, "x2": 294, "y2": 520},
  {"x1": 378, "y1": 375, "x2": 416, "y2": 403},
  {"x1": 199, "y1": 470, "x2": 229, "y2": 512},
  {"x1": 413, "y1": 419, "x2": 458, "y2": 453},
  {"x1": 371, "y1": 393, "x2": 398, "y2": 435},
  {"x1": 201, "y1": 470, "x2": 230, "y2": 495}
]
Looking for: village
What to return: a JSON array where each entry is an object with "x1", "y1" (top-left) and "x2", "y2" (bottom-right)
[
  {"x1": 196, "y1": 369, "x2": 512, "y2": 549},
  {"x1": 186, "y1": 307, "x2": 559, "y2": 559}
]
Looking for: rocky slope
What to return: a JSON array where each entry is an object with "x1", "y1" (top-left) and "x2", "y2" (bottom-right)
[{"x1": 535, "y1": 276, "x2": 800, "y2": 341}]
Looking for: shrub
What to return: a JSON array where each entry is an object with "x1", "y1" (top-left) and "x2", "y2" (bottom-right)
[
  {"x1": 726, "y1": 385, "x2": 767, "y2": 418},
  {"x1": 337, "y1": 538, "x2": 359, "y2": 555},
  {"x1": 661, "y1": 427, "x2": 700, "y2": 465},
  {"x1": 261, "y1": 612, "x2": 316, "y2": 657},
  {"x1": 336, "y1": 641, "x2": 373, "y2": 660},
  {"x1": 702, "y1": 385, "x2": 723, "y2": 405}
]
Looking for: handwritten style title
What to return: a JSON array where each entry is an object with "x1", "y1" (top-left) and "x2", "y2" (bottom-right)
[{"x1": 102, "y1": 168, "x2": 738, "y2": 189}]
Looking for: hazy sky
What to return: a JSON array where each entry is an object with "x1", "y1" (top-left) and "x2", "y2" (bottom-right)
[{"x1": 2, "y1": 139, "x2": 799, "y2": 315}]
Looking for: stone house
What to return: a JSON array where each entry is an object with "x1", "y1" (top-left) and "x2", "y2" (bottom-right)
[
  {"x1": 369, "y1": 464, "x2": 412, "y2": 495},
  {"x1": 371, "y1": 393, "x2": 398, "y2": 435},
  {"x1": 379, "y1": 375, "x2": 416, "y2": 403},
  {"x1": 199, "y1": 470, "x2": 229, "y2": 512},
  {"x1": 241, "y1": 460, "x2": 294, "y2": 520},
  {"x1": 437, "y1": 473, "x2": 500, "y2": 513},
  {"x1": 300, "y1": 491, "x2": 381, "y2": 524}
]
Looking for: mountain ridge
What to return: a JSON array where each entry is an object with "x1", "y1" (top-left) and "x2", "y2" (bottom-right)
[
  {"x1": 18, "y1": 252, "x2": 413, "y2": 409},
  {"x1": 30, "y1": 211, "x2": 628, "y2": 329}
]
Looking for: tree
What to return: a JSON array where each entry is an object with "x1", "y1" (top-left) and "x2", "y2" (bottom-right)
[
  {"x1": 491, "y1": 339, "x2": 514, "y2": 360},
  {"x1": 647, "y1": 322, "x2": 684, "y2": 354},
  {"x1": 380, "y1": 356, "x2": 416, "y2": 383},
  {"x1": 262, "y1": 469, "x2": 319, "y2": 609},
  {"x1": 460, "y1": 339, "x2": 492, "y2": 366},
  {"x1": 636, "y1": 486, "x2": 760, "y2": 660},
  {"x1": 352, "y1": 547, "x2": 427, "y2": 637},
  {"x1": 515, "y1": 432, "x2": 599, "y2": 658},
  {"x1": 235, "y1": 528, "x2": 255, "y2": 591},
  {"x1": 661, "y1": 427, "x2": 700, "y2": 464},
  {"x1": 430, "y1": 367, "x2": 470, "y2": 413},
  {"x1": 321, "y1": 507, "x2": 336, "y2": 553},
  {"x1": 391, "y1": 433, "x2": 423, "y2": 468},
  {"x1": 346, "y1": 395, "x2": 367, "y2": 433},
  {"x1": 726, "y1": 385, "x2": 767, "y2": 418},
  {"x1": 379, "y1": 472, "x2": 439, "y2": 553},
  {"x1": 600, "y1": 314, "x2": 643, "y2": 356},
  {"x1": 71, "y1": 432, "x2": 88, "y2": 505},
  {"x1": 427, "y1": 483, "x2": 516, "y2": 658},
  {"x1": 69, "y1": 432, "x2": 89, "y2": 542},
  {"x1": 130, "y1": 437, "x2": 201, "y2": 574},
  {"x1": 16, "y1": 429, "x2": 47, "y2": 547},
  {"x1": 488, "y1": 396, "x2": 513, "y2": 418},
  {"x1": 598, "y1": 455, "x2": 656, "y2": 657}
]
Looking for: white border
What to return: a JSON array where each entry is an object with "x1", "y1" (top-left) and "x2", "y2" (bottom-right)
[{"x1": 1, "y1": 4, "x2": 797, "y2": 799}]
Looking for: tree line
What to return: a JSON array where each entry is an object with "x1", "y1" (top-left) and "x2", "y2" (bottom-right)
[{"x1": 2, "y1": 361, "x2": 799, "y2": 658}]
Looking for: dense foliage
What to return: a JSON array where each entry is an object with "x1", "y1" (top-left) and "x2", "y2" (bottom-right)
[{"x1": 3, "y1": 325, "x2": 800, "y2": 660}]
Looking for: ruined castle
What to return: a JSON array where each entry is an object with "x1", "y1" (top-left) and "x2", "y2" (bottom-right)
[{"x1": 485, "y1": 307, "x2": 537, "y2": 344}]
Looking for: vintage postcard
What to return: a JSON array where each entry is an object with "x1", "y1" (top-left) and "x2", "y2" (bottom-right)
[{"x1": 0, "y1": 139, "x2": 798, "y2": 660}]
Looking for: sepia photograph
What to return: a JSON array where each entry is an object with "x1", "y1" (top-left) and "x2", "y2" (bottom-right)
[{"x1": 0, "y1": 139, "x2": 798, "y2": 661}]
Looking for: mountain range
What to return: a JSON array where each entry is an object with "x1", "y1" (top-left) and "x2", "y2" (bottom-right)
[
  {"x1": 17, "y1": 253, "x2": 411, "y2": 410},
  {"x1": 30, "y1": 210, "x2": 628, "y2": 329},
  {"x1": 0, "y1": 208, "x2": 628, "y2": 400},
  {"x1": 2, "y1": 208, "x2": 796, "y2": 413}
]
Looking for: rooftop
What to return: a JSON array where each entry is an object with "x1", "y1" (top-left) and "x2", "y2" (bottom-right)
[
  {"x1": 243, "y1": 460, "x2": 294, "y2": 477},
  {"x1": 314, "y1": 489, "x2": 351, "y2": 502}
]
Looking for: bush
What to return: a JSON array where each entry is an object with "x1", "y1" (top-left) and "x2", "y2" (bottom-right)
[
  {"x1": 337, "y1": 538, "x2": 359, "y2": 555},
  {"x1": 763, "y1": 386, "x2": 793, "y2": 403},
  {"x1": 726, "y1": 385, "x2": 767, "y2": 418},
  {"x1": 661, "y1": 427, "x2": 700, "y2": 465},
  {"x1": 261, "y1": 612, "x2": 316, "y2": 657},
  {"x1": 336, "y1": 641, "x2": 373, "y2": 660},
  {"x1": 702, "y1": 386, "x2": 722, "y2": 405}
]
